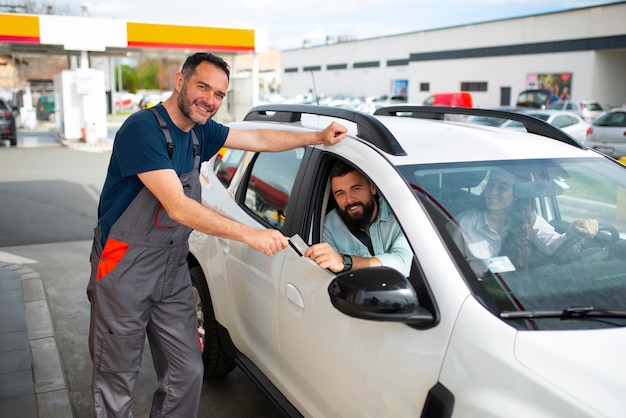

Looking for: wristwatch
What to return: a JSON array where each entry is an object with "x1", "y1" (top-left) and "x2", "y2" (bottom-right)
[{"x1": 341, "y1": 254, "x2": 353, "y2": 272}]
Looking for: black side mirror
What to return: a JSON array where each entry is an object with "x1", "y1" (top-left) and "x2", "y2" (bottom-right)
[{"x1": 328, "y1": 267, "x2": 433, "y2": 326}]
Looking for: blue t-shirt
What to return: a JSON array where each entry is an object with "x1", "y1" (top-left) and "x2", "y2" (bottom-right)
[{"x1": 97, "y1": 104, "x2": 229, "y2": 244}]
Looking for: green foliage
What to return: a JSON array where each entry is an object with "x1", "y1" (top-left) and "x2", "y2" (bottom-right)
[
  {"x1": 115, "y1": 64, "x2": 138, "y2": 93},
  {"x1": 114, "y1": 61, "x2": 164, "y2": 92},
  {"x1": 136, "y1": 60, "x2": 162, "y2": 90}
]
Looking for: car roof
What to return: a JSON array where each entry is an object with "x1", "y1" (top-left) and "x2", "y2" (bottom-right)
[
  {"x1": 242, "y1": 104, "x2": 598, "y2": 166},
  {"x1": 374, "y1": 115, "x2": 593, "y2": 165}
]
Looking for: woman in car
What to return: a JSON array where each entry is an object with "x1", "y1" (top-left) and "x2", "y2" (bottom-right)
[{"x1": 455, "y1": 168, "x2": 598, "y2": 275}]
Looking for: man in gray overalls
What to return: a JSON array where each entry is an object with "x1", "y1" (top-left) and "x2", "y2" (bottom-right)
[{"x1": 88, "y1": 52, "x2": 347, "y2": 417}]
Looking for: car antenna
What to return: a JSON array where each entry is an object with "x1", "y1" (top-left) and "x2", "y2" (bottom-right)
[{"x1": 310, "y1": 70, "x2": 320, "y2": 105}]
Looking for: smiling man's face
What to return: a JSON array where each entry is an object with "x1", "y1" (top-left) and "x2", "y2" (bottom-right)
[
  {"x1": 332, "y1": 170, "x2": 378, "y2": 230},
  {"x1": 177, "y1": 61, "x2": 228, "y2": 125}
]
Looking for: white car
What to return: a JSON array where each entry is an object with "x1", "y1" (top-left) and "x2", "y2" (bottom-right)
[
  {"x1": 585, "y1": 107, "x2": 626, "y2": 159},
  {"x1": 499, "y1": 109, "x2": 590, "y2": 142},
  {"x1": 188, "y1": 105, "x2": 626, "y2": 417},
  {"x1": 548, "y1": 99, "x2": 604, "y2": 121}
]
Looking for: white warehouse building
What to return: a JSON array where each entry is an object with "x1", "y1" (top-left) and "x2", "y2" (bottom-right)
[{"x1": 281, "y1": 2, "x2": 626, "y2": 109}]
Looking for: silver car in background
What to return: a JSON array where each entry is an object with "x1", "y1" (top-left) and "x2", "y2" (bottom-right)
[{"x1": 585, "y1": 107, "x2": 626, "y2": 158}]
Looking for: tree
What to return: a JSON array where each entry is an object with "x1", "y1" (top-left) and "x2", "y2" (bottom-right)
[
  {"x1": 1, "y1": 1, "x2": 74, "y2": 15},
  {"x1": 136, "y1": 60, "x2": 161, "y2": 90},
  {"x1": 115, "y1": 64, "x2": 138, "y2": 93}
]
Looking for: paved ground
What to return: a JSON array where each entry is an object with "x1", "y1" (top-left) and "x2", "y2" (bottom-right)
[
  {"x1": 0, "y1": 115, "x2": 119, "y2": 418},
  {"x1": 0, "y1": 241, "x2": 281, "y2": 418}
]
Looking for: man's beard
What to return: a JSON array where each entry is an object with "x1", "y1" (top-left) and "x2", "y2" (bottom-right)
[
  {"x1": 338, "y1": 197, "x2": 376, "y2": 231},
  {"x1": 178, "y1": 82, "x2": 212, "y2": 124}
]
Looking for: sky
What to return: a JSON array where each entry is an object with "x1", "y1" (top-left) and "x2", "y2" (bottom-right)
[{"x1": 55, "y1": 0, "x2": 623, "y2": 50}]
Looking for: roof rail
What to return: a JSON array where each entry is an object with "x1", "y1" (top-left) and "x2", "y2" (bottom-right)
[
  {"x1": 373, "y1": 105, "x2": 584, "y2": 148},
  {"x1": 244, "y1": 104, "x2": 407, "y2": 156}
]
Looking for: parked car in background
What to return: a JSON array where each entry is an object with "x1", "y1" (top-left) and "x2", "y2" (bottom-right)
[
  {"x1": 36, "y1": 93, "x2": 55, "y2": 121},
  {"x1": 113, "y1": 92, "x2": 141, "y2": 110},
  {"x1": 515, "y1": 88, "x2": 553, "y2": 109},
  {"x1": 187, "y1": 104, "x2": 626, "y2": 417},
  {"x1": 423, "y1": 92, "x2": 473, "y2": 108},
  {"x1": 548, "y1": 99, "x2": 604, "y2": 121},
  {"x1": 585, "y1": 107, "x2": 626, "y2": 158},
  {"x1": 0, "y1": 97, "x2": 17, "y2": 146},
  {"x1": 499, "y1": 110, "x2": 589, "y2": 142},
  {"x1": 139, "y1": 91, "x2": 173, "y2": 109}
]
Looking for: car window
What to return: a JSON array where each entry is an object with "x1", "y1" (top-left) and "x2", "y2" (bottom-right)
[
  {"x1": 552, "y1": 115, "x2": 572, "y2": 128},
  {"x1": 398, "y1": 158, "x2": 626, "y2": 330},
  {"x1": 505, "y1": 120, "x2": 524, "y2": 128},
  {"x1": 243, "y1": 148, "x2": 305, "y2": 231},
  {"x1": 213, "y1": 148, "x2": 246, "y2": 188},
  {"x1": 583, "y1": 102, "x2": 602, "y2": 111},
  {"x1": 0, "y1": 99, "x2": 8, "y2": 111},
  {"x1": 595, "y1": 111, "x2": 626, "y2": 127}
]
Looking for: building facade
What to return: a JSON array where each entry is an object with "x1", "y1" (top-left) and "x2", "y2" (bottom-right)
[{"x1": 281, "y1": 2, "x2": 626, "y2": 109}]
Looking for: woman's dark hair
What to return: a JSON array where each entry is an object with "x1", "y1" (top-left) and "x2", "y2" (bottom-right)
[
  {"x1": 479, "y1": 169, "x2": 537, "y2": 269},
  {"x1": 500, "y1": 198, "x2": 537, "y2": 269},
  {"x1": 181, "y1": 52, "x2": 230, "y2": 80}
]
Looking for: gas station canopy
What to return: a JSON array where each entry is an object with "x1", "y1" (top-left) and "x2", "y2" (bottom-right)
[
  {"x1": 0, "y1": 12, "x2": 259, "y2": 59},
  {"x1": 0, "y1": 13, "x2": 262, "y2": 142}
]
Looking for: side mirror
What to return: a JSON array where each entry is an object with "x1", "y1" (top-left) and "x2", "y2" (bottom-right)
[{"x1": 328, "y1": 267, "x2": 433, "y2": 326}]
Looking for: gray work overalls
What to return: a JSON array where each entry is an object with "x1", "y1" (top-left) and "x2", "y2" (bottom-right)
[{"x1": 87, "y1": 109, "x2": 204, "y2": 417}]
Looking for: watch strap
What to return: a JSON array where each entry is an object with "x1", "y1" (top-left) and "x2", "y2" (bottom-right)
[{"x1": 341, "y1": 254, "x2": 353, "y2": 272}]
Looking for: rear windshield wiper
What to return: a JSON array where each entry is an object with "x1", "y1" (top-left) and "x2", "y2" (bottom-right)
[{"x1": 500, "y1": 306, "x2": 626, "y2": 320}]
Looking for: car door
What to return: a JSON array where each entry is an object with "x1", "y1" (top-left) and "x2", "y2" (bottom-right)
[
  {"x1": 211, "y1": 147, "x2": 311, "y2": 382},
  {"x1": 276, "y1": 147, "x2": 456, "y2": 417}
]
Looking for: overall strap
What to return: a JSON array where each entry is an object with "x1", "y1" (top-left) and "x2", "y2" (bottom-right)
[{"x1": 149, "y1": 107, "x2": 199, "y2": 160}]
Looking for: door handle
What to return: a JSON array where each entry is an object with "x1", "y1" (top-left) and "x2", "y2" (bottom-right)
[{"x1": 285, "y1": 283, "x2": 304, "y2": 309}]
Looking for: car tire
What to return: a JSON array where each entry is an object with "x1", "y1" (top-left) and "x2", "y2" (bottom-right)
[{"x1": 189, "y1": 264, "x2": 237, "y2": 378}]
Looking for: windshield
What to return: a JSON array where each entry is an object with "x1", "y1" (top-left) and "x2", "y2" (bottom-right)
[
  {"x1": 583, "y1": 102, "x2": 603, "y2": 111},
  {"x1": 398, "y1": 158, "x2": 626, "y2": 330}
]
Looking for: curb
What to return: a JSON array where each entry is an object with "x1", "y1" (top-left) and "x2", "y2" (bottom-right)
[{"x1": 0, "y1": 262, "x2": 73, "y2": 418}]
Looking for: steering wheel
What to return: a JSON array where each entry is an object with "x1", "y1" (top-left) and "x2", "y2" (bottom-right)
[{"x1": 594, "y1": 223, "x2": 621, "y2": 245}]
